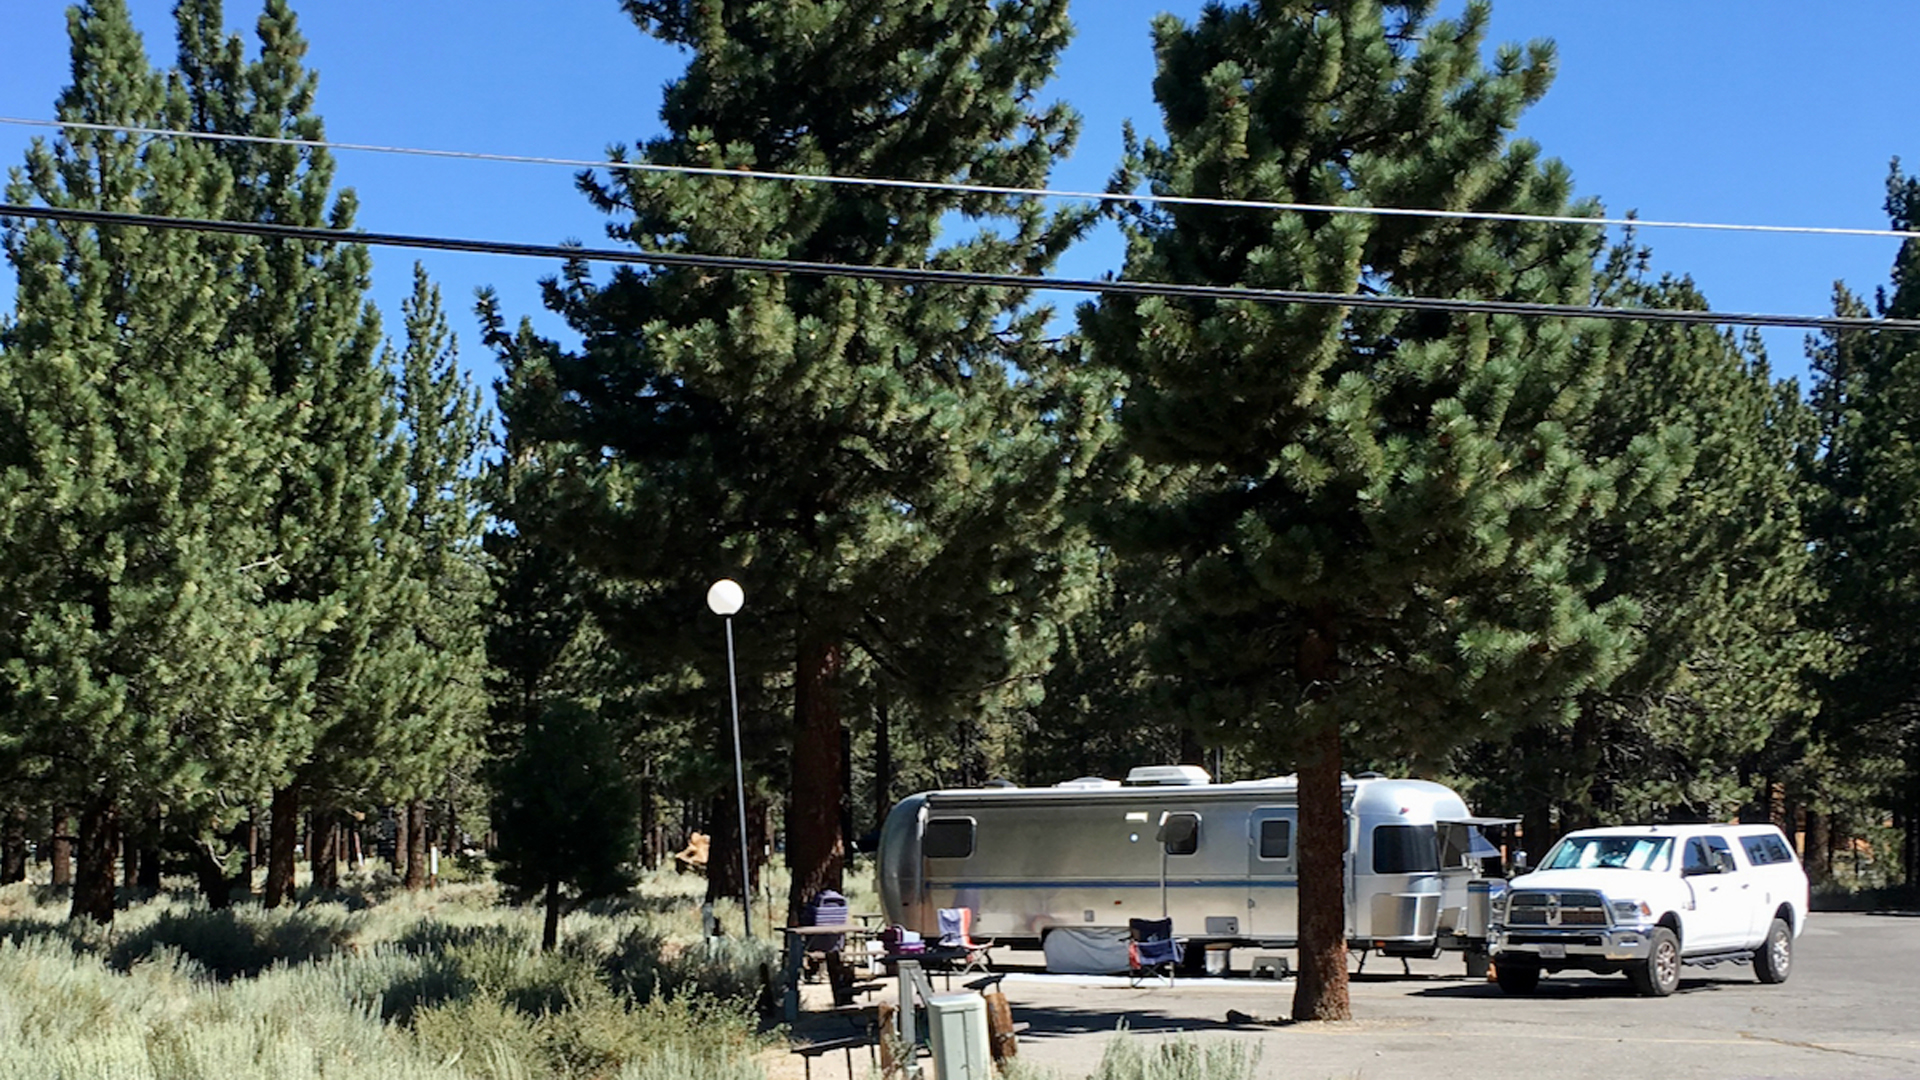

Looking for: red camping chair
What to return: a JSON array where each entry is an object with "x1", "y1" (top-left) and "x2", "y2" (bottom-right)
[{"x1": 938, "y1": 907, "x2": 997, "y2": 974}]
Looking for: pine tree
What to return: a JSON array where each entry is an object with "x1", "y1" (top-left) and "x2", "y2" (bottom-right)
[
  {"x1": 0, "y1": 0, "x2": 294, "y2": 922},
  {"x1": 496, "y1": 0, "x2": 1102, "y2": 923},
  {"x1": 484, "y1": 426, "x2": 666, "y2": 940},
  {"x1": 492, "y1": 700, "x2": 643, "y2": 952},
  {"x1": 364, "y1": 264, "x2": 491, "y2": 890},
  {"x1": 1464, "y1": 250, "x2": 1829, "y2": 840},
  {"x1": 1082, "y1": 1, "x2": 1654, "y2": 1019},
  {"x1": 1805, "y1": 165, "x2": 1920, "y2": 888},
  {"x1": 167, "y1": 0, "x2": 397, "y2": 905}
]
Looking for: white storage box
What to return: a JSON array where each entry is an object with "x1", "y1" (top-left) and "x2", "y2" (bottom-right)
[{"x1": 926, "y1": 992, "x2": 991, "y2": 1080}]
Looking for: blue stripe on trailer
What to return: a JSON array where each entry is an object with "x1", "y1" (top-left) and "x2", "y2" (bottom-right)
[{"x1": 946, "y1": 879, "x2": 1299, "y2": 891}]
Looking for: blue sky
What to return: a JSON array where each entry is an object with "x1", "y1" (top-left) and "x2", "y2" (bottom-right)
[{"x1": 4, "y1": 1, "x2": 1917, "y2": 392}]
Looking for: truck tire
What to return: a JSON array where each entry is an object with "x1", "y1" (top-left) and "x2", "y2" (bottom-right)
[
  {"x1": 1753, "y1": 918, "x2": 1792, "y2": 984},
  {"x1": 1494, "y1": 959, "x2": 1539, "y2": 994},
  {"x1": 1628, "y1": 927, "x2": 1681, "y2": 997}
]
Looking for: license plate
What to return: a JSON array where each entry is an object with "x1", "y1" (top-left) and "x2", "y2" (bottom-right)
[{"x1": 1537, "y1": 943, "x2": 1567, "y2": 959}]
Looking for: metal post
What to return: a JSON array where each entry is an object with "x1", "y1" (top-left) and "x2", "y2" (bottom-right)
[{"x1": 724, "y1": 614, "x2": 753, "y2": 938}]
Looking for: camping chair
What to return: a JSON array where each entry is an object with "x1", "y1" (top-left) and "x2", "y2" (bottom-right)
[
  {"x1": 1128, "y1": 917, "x2": 1182, "y2": 987},
  {"x1": 937, "y1": 907, "x2": 996, "y2": 975}
]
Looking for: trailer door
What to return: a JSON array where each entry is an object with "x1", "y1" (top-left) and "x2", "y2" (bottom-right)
[{"x1": 1246, "y1": 807, "x2": 1299, "y2": 941}]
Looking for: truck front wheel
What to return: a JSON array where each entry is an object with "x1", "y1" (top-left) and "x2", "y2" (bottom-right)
[
  {"x1": 1753, "y1": 918, "x2": 1792, "y2": 984},
  {"x1": 1494, "y1": 959, "x2": 1540, "y2": 994},
  {"x1": 1628, "y1": 927, "x2": 1681, "y2": 997}
]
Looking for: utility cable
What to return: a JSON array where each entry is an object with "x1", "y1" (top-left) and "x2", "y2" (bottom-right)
[
  {"x1": 6, "y1": 202, "x2": 1917, "y2": 334},
  {"x1": 3, "y1": 115, "x2": 1917, "y2": 243}
]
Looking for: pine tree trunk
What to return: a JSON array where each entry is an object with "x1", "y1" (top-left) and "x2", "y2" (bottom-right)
[
  {"x1": 194, "y1": 838, "x2": 234, "y2": 910},
  {"x1": 1804, "y1": 808, "x2": 1833, "y2": 885},
  {"x1": 121, "y1": 832, "x2": 141, "y2": 890},
  {"x1": 69, "y1": 796, "x2": 118, "y2": 924},
  {"x1": 404, "y1": 800, "x2": 428, "y2": 891},
  {"x1": 1178, "y1": 726, "x2": 1206, "y2": 769},
  {"x1": 393, "y1": 805, "x2": 410, "y2": 874},
  {"x1": 137, "y1": 836, "x2": 161, "y2": 894},
  {"x1": 1291, "y1": 719, "x2": 1351, "y2": 1021},
  {"x1": 705, "y1": 789, "x2": 746, "y2": 910},
  {"x1": 1520, "y1": 807, "x2": 1553, "y2": 872},
  {"x1": 542, "y1": 873, "x2": 561, "y2": 953},
  {"x1": 50, "y1": 807, "x2": 72, "y2": 887},
  {"x1": 873, "y1": 693, "x2": 893, "y2": 836},
  {"x1": 787, "y1": 632, "x2": 846, "y2": 925},
  {"x1": 311, "y1": 810, "x2": 340, "y2": 892},
  {"x1": 1, "y1": 807, "x2": 26, "y2": 884},
  {"x1": 242, "y1": 817, "x2": 259, "y2": 886},
  {"x1": 639, "y1": 764, "x2": 658, "y2": 871},
  {"x1": 265, "y1": 783, "x2": 299, "y2": 908},
  {"x1": 839, "y1": 725, "x2": 856, "y2": 853}
]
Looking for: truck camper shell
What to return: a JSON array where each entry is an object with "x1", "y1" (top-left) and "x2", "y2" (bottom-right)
[{"x1": 878, "y1": 767, "x2": 1508, "y2": 957}]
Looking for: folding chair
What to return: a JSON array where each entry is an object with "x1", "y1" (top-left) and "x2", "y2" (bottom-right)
[
  {"x1": 937, "y1": 907, "x2": 996, "y2": 974},
  {"x1": 1128, "y1": 917, "x2": 1182, "y2": 987}
]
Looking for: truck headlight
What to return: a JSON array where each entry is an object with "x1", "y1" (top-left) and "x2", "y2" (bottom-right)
[{"x1": 1609, "y1": 899, "x2": 1651, "y2": 922}]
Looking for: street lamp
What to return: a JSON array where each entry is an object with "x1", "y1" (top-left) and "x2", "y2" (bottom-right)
[{"x1": 706, "y1": 578, "x2": 753, "y2": 938}]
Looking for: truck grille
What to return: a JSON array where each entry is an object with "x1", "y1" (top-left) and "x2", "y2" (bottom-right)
[
  {"x1": 1506, "y1": 932, "x2": 1604, "y2": 947},
  {"x1": 1506, "y1": 890, "x2": 1609, "y2": 928}
]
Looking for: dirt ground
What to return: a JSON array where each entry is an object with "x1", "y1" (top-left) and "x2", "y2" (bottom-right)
[{"x1": 767, "y1": 913, "x2": 1920, "y2": 1080}]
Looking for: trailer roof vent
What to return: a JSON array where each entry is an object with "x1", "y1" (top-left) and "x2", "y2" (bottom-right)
[
  {"x1": 1055, "y1": 776, "x2": 1121, "y2": 790},
  {"x1": 1124, "y1": 765, "x2": 1212, "y2": 786}
]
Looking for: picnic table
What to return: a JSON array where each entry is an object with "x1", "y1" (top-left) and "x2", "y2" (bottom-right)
[{"x1": 776, "y1": 923, "x2": 886, "y2": 1022}]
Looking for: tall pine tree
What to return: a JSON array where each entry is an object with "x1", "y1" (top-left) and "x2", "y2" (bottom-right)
[
  {"x1": 0, "y1": 0, "x2": 298, "y2": 922},
  {"x1": 1083, "y1": 1, "x2": 1657, "y2": 1018},
  {"x1": 1467, "y1": 250, "x2": 1828, "y2": 844},
  {"x1": 168, "y1": 0, "x2": 396, "y2": 905},
  {"x1": 1805, "y1": 165, "x2": 1920, "y2": 888},
  {"x1": 495, "y1": 0, "x2": 1102, "y2": 922}
]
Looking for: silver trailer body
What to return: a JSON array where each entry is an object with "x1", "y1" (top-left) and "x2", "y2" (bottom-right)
[{"x1": 878, "y1": 771, "x2": 1506, "y2": 954}]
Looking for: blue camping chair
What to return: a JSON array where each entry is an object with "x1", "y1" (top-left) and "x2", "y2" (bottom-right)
[
  {"x1": 1128, "y1": 917, "x2": 1183, "y2": 987},
  {"x1": 937, "y1": 906, "x2": 996, "y2": 974}
]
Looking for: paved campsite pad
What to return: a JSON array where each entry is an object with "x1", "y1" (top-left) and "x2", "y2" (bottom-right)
[{"x1": 780, "y1": 912, "x2": 1920, "y2": 1079}]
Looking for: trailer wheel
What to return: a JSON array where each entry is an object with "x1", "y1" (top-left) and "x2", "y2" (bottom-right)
[
  {"x1": 1628, "y1": 927, "x2": 1681, "y2": 997},
  {"x1": 1494, "y1": 959, "x2": 1539, "y2": 994},
  {"x1": 1753, "y1": 918, "x2": 1792, "y2": 984}
]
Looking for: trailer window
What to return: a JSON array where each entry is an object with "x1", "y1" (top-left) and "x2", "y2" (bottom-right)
[
  {"x1": 1258, "y1": 818, "x2": 1292, "y2": 860},
  {"x1": 923, "y1": 818, "x2": 974, "y2": 859},
  {"x1": 1372, "y1": 824, "x2": 1439, "y2": 874},
  {"x1": 1159, "y1": 812, "x2": 1200, "y2": 856}
]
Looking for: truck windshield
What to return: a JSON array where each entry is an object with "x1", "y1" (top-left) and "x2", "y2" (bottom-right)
[{"x1": 1542, "y1": 836, "x2": 1674, "y2": 872}]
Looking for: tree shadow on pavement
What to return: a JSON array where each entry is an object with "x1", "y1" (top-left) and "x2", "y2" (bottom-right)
[
  {"x1": 1010, "y1": 1001, "x2": 1236, "y2": 1038},
  {"x1": 1412, "y1": 976, "x2": 1741, "y2": 999}
]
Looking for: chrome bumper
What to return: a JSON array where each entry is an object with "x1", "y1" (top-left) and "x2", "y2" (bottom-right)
[{"x1": 1489, "y1": 924, "x2": 1654, "y2": 963}]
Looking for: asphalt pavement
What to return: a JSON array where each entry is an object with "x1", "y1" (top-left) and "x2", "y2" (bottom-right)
[{"x1": 790, "y1": 911, "x2": 1920, "y2": 1079}]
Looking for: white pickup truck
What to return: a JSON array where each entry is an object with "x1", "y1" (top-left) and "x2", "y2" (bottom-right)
[{"x1": 1488, "y1": 823, "x2": 1809, "y2": 997}]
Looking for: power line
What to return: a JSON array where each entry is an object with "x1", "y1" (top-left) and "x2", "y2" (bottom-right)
[
  {"x1": 6, "y1": 201, "x2": 1916, "y2": 334},
  {"x1": 4, "y1": 115, "x2": 1917, "y2": 244}
]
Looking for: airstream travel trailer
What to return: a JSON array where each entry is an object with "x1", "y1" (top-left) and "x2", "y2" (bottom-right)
[{"x1": 877, "y1": 766, "x2": 1509, "y2": 963}]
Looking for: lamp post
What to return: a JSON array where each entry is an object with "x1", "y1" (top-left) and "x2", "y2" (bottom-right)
[{"x1": 706, "y1": 578, "x2": 753, "y2": 938}]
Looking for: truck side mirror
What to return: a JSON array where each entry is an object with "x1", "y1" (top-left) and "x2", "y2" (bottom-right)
[{"x1": 1510, "y1": 850, "x2": 1528, "y2": 874}]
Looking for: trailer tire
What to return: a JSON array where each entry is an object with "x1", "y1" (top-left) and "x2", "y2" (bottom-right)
[
  {"x1": 1753, "y1": 918, "x2": 1792, "y2": 984},
  {"x1": 1494, "y1": 959, "x2": 1539, "y2": 994},
  {"x1": 1629, "y1": 927, "x2": 1681, "y2": 997}
]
